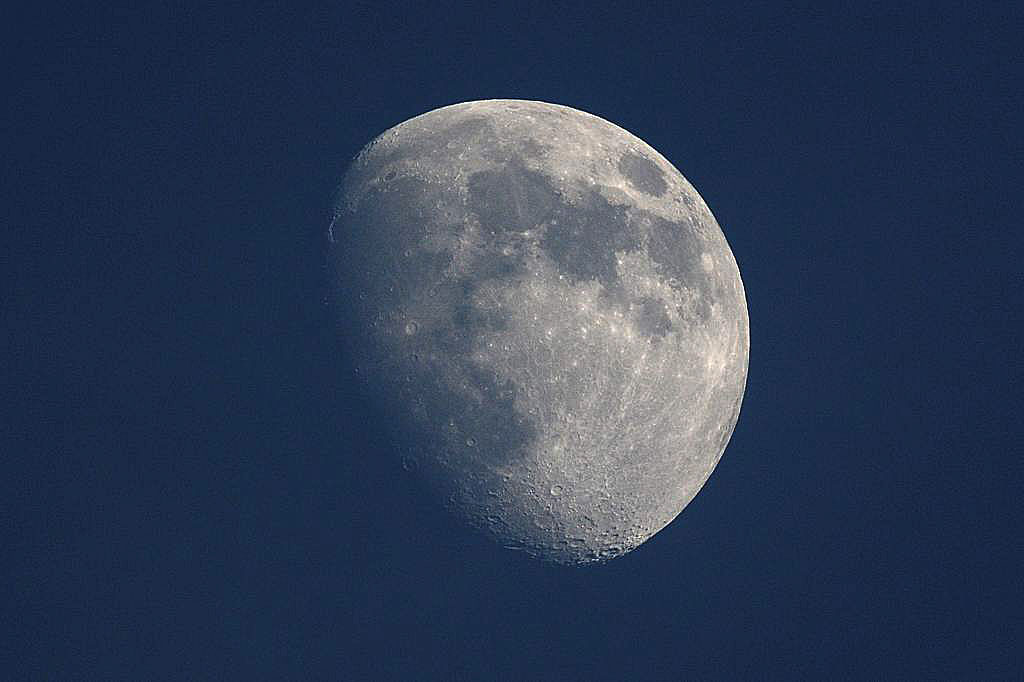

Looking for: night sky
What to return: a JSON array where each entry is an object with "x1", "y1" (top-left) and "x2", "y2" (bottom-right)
[{"x1": 7, "y1": 3, "x2": 1023, "y2": 679}]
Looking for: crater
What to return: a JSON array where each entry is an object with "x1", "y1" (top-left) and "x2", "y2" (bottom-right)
[{"x1": 618, "y1": 150, "x2": 668, "y2": 197}]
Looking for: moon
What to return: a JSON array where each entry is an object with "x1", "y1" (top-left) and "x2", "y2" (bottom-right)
[{"x1": 328, "y1": 100, "x2": 749, "y2": 564}]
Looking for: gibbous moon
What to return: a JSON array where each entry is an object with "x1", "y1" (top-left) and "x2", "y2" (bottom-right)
[{"x1": 329, "y1": 99, "x2": 749, "y2": 564}]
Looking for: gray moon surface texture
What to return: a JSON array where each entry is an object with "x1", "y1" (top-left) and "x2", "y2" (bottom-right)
[{"x1": 329, "y1": 99, "x2": 749, "y2": 564}]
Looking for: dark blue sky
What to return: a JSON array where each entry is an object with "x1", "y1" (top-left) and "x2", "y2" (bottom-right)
[{"x1": 7, "y1": 3, "x2": 1022, "y2": 679}]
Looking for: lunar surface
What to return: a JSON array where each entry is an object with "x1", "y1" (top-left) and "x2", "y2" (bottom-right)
[{"x1": 328, "y1": 99, "x2": 749, "y2": 564}]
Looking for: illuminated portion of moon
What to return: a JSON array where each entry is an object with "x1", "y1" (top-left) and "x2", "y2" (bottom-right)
[{"x1": 329, "y1": 100, "x2": 749, "y2": 563}]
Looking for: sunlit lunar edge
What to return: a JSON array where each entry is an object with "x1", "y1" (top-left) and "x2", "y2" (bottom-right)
[{"x1": 329, "y1": 100, "x2": 749, "y2": 564}]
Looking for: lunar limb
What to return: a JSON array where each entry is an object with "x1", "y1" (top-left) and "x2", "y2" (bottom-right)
[{"x1": 329, "y1": 100, "x2": 748, "y2": 563}]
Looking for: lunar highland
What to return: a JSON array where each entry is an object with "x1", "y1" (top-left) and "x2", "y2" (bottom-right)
[{"x1": 329, "y1": 100, "x2": 749, "y2": 563}]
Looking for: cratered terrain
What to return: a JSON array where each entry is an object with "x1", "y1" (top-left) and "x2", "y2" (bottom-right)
[{"x1": 328, "y1": 99, "x2": 749, "y2": 564}]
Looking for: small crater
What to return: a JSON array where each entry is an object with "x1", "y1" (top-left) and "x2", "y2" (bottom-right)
[
  {"x1": 550, "y1": 484, "x2": 564, "y2": 496},
  {"x1": 465, "y1": 436, "x2": 477, "y2": 447},
  {"x1": 404, "y1": 320, "x2": 419, "y2": 335}
]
